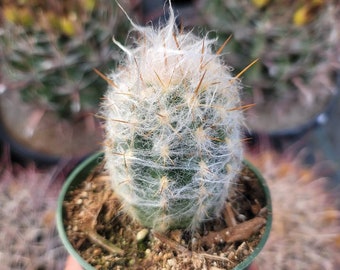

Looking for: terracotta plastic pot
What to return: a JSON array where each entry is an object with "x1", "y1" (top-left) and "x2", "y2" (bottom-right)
[{"x1": 0, "y1": 91, "x2": 103, "y2": 166}]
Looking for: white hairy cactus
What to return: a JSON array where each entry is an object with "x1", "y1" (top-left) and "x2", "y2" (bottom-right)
[{"x1": 101, "y1": 6, "x2": 244, "y2": 232}]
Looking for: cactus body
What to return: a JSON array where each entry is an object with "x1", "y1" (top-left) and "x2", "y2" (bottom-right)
[{"x1": 102, "y1": 11, "x2": 244, "y2": 232}]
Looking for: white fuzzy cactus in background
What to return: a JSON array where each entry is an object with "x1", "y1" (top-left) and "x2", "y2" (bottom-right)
[{"x1": 101, "y1": 6, "x2": 244, "y2": 232}]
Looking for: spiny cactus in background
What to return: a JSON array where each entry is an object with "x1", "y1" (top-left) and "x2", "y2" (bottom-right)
[
  {"x1": 247, "y1": 150, "x2": 340, "y2": 269},
  {"x1": 201, "y1": 0, "x2": 338, "y2": 105},
  {"x1": 2, "y1": 0, "x2": 96, "y2": 35},
  {"x1": 0, "y1": 159, "x2": 67, "y2": 269},
  {"x1": 101, "y1": 7, "x2": 245, "y2": 232},
  {"x1": 0, "y1": 0, "x2": 128, "y2": 119}
]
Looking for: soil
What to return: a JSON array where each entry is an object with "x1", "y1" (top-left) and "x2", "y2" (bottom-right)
[{"x1": 62, "y1": 163, "x2": 270, "y2": 270}]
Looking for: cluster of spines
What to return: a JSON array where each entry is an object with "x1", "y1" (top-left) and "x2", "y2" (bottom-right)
[{"x1": 101, "y1": 7, "x2": 251, "y2": 232}]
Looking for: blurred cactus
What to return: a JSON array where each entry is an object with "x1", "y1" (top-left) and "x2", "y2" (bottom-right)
[
  {"x1": 0, "y1": 159, "x2": 67, "y2": 269},
  {"x1": 0, "y1": 0, "x2": 130, "y2": 159},
  {"x1": 102, "y1": 7, "x2": 244, "y2": 232},
  {"x1": 247, "y1": 150, "x2": 340, "y2": 269},
  {"x1": 202, "y1": 0, "x2": 338, "y2": 96},
  {"x1": 0, "y1": 0, "x2": 129, "y2": 119},
  {"x1": 200, "y1": 0, "x2": 339, "y2": 132}
]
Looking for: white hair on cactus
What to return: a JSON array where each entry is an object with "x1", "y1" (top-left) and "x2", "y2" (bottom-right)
[{"x1": 101, "y1": 4, "x2": 244, "y2": 232}]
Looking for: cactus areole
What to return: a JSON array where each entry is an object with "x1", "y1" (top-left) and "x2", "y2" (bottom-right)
[{"x1": 101, "y1": 8, "x2": 244, "y2": 232}]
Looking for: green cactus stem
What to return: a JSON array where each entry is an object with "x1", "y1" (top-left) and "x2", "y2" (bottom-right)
[{"x1": 101, "y1": 6, "x2": 245, "y2": 232}]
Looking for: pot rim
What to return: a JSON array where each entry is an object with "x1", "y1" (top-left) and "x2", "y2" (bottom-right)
[
  {"x1": 56, "y1": 152, "x2": 272, "y2": 270},
  {"x1": 247, "y1": 72, "x2": 340, "y2": 138}
]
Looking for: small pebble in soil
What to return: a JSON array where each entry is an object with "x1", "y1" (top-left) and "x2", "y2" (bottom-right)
[
  {"x1": 80, "y1": 191, "x2": 88, "y2": 198},
  {"x1": 237, "y1": 214, "x2": 247, "y2": 222},
  {"x1": 167, "y1": 258, "x2": 177, "y2": 267},
  {"x1": 93, "y1": 248, "x2": 101, "y2": 256},
  {"x1": 76, "y1": 198, "x2": 83, "y2": 205},
  {"x1": 136, "y1": 228, "x2": 149, "y2": 242},
  {"x1": 210, "y1": 267, "x2": 224, "y2": 270}
]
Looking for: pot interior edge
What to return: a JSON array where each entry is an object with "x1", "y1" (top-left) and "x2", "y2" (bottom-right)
[
  {"x1": 234, "y1": 160, "x2": 273, "y2": 270},
  {"x1": 56, "y1": 152, "x2": 103, "y2": 270}
]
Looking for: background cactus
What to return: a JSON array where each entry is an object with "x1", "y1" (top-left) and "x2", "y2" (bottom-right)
[
  {"x1": 199, "y1": 0, "x2": 339, "y2": 133},
  {"x1": 102, "y1": 8, "x2": 244, "y2": 232},
  {"x1": 0, "y1": 0, "x2": 129, "y2": 158},
  {"x1": 0, "y1": 157, "x2": 67, "y2": 269},
  {"x1": 1, "y1": 0, "x2": 128, "y2": 118},
  {"x1": 247, "y1": 150, "x2": 340, "y2": 269}
]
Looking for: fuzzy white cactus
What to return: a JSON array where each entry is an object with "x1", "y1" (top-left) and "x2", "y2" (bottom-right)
[{"x1": 101, "y1": 6, "x2": 244, "y2": 232}]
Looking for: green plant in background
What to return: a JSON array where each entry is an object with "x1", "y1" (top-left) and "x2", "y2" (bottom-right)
[
  {"x1": 0, "y1": 0, "x2": 129, "y2": 119},
  {"x1": 101, "y1": 7, "x2": 246, "y2": 232},
  {"x1": 201, "y1": 0, "x2": 338, "y2": 108}
]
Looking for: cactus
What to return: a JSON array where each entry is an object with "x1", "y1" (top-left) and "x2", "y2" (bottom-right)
[
  {"x1": 248, "y1": 150, "x2": 340, "y2": 269},
  {"x1": 0, "y1": 160, "x2": 67, "y2": 269},
  {"x1": 200, "y1": 0, "x2": 339, "y2": 132},
  {"x1": 0, "y1": 0, "x2": 130, "y2": 158},
  {"x1": 201, "y1": 0, "x2": 338, "y2": 98},
  {"x1": 0, "y1": 0, "x2": 129, "y2": 119},
  {"x1": 101, "y1": 7, "x2": 244, "y2": 232}
]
